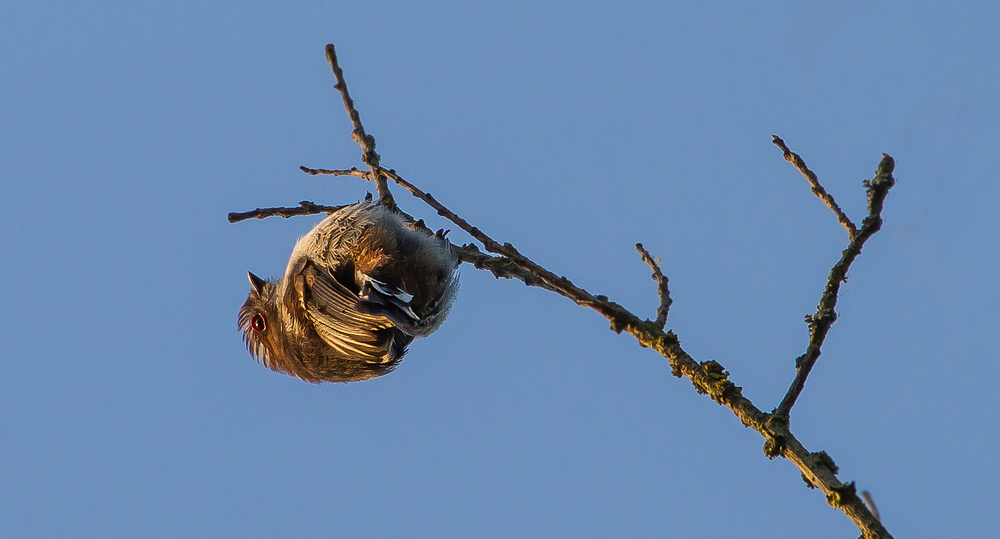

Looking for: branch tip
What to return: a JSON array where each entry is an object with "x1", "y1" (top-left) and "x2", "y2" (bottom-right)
[
  {"x1": 772, "y1": 135, "x2": 858, "y2": 239},
  {"x1": 634, "y1": 243, "x2": 672, "y2": 329},
  {"x1": 227, "y1": 201, "x2": 346, "y2": 223},
  {"x1": 323, "y1": 43, "x2": 393, "y2": 206}
]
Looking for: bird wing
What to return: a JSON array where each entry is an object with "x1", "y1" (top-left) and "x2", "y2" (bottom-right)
[
  {"x1": 300, "y1": 264, "x2": 399, "y2": 364},
  {"x1": 355, "y1": 274, "x2": 421, "y2": 335}
]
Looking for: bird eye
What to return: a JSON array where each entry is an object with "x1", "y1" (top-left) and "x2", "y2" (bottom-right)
[{"x1": 251, "y1": 312, "x2": 267, "y2": 333}]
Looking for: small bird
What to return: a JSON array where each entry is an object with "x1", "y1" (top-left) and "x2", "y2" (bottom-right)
[{"x1": 239, "y1": 201, "x2": 460, "y2": 382}]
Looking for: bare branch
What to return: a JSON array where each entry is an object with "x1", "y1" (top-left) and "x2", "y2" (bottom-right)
[
  {"x1": 635, "y1": 243, "x2": 672, "y2": 329},
  {"x1": 300, "y1": 166, "x2": 370, "y2": 179},
  {"x1": 774, "y1": 152, "x2": 896, "y2": 418},
  {"x1": 772, "y1": 427, "x2": 889, "y2": 538},
  {"x1": 324, "y1": 44, "x2": 394, "y2": 207},
  {"x1": 228, "y1": 201, "x2": 346, "y2": 223},
  {"x1": 772, "y1": 135, "x2": 858, "y2": 239},
  {"x1": 456, "y1": 245, "x2": 561, "y2": 293},
  {"x1": 377, "y1": 169, "x2": 632, "y2": 323},
  {"x1": 383, "y1": 155, "x2": 892, "y2": 539}
]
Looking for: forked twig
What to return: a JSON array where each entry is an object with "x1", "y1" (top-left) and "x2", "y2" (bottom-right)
[{"x1": 773, "y1": 147, "x2": 895, "y2": 419}]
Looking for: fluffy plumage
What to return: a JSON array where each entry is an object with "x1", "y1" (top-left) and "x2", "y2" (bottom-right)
[{"x1": 239, "y1": 201, "x2": 459, "y2": 382}]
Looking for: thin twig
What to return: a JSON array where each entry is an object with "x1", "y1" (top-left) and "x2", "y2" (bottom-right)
[
  {"x1": 296, "y1": 162, "x2": 563, "y2": 291},
  {"x1": 635, "y1": 243, "x2": 672, "y2": 329},
  {"x1": 229, "y1": 199, "x2": 558, "y2": 293},
  {"x1": 773, "y1": 151, "x2": 895, "y2": 419},
  {"x1": 772, "y1": 135, "x2": 858, "y2": 239},
  {"x1": 299, "y1": 166, "x2": 370, "y2": 179},
  {"x1": 378, "y1": 168, "x2": 621, "y2": 311},
  {"x1": 228, "y1": 201, "x2": 346, "y2": 223},
  {"x1": 456, "y1": 245, "x2": 561, "y2": 293},
  {"x1": 324, "y1": 44, "x2": 394, "y2": 207}
]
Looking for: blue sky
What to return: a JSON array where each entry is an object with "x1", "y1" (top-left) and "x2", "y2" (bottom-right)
[{"x1": 2, "y1": 1, "x2": 998, "y2": 537}]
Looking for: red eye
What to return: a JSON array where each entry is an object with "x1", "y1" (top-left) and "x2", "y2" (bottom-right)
[{"x1": 251, "y1": 312, "x2": 267, "y2": 333}]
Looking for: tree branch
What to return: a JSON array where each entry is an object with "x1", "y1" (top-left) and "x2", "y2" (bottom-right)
[
  {"x1": 773, "y1": 150, "x2": 895, "y2": 419},
  {"x1": 324, "y1": 44, "x2": 395, "y2": 208},
  {"x1": 299, "y1": 166, "x2": 370, "y2": 179},
  {"x1": 635, "y1": 243, "x2": 672, "y2": 329},
  {"x1": 395, "y1": 173, "x2": 890, "y2": 538},
  {"x1": 772, "y1": 135, "x2": 858, "y2": 239},
  {"x1": 455, "y1": 245, "x2": 561, "y2": 293},
  {"x1": 227, "y1": 201, "x2": 346, "y2": 223}
]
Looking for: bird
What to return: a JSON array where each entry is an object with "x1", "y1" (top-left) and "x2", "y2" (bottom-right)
[{"x1": 239, "y1": 200, "x2": 460, "y2": 382}]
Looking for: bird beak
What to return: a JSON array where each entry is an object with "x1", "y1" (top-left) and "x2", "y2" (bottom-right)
[{"x1": 248, "y1": 271, "x2": 267, "y2": 294}]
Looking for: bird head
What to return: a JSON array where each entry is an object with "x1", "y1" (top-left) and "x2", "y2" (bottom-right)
[{"x1": 238, "y1": 271, "x2": 288, "y2": 372}]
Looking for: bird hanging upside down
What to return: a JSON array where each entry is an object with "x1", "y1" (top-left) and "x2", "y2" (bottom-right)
[{"x1": 239, "y1": 201, "x2": 460, "y2": 382}]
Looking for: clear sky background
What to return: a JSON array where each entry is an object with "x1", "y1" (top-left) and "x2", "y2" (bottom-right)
[{"x1": 2, "y1": 1, "x2": 998, "y2": 538}]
